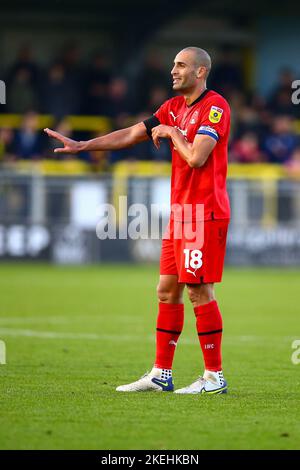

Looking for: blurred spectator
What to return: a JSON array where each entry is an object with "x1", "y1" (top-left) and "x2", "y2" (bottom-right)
[
  {"x1": 230, "y1": 132, "x2": 266, "y2": 163},
  {"x1": 8, "y1": 67, "x2": 38, "y2": 113},
  {"x1": 285, "y1": 146, "x2": 300, "y2": 178},
  {"x1": 262, "y1": 115, "x2": 299, "y2": 164},
  {"x1": 41, "y1": 62, "x2": 79, "y2": 118},
  {"x1": 82, "y1": 52, "x2": 112, "y2": 115},
  {"x1": 7, "y1": 45, "x2": 39, "y2": 113},
  {"x1": 107, "y1": 77, "x2": 134, "y2": 118},
  {"x1": 269, "y1": 88, "x2": 298, "y2": 117},
  {"x1": 209, "y1": 45, "x2": 243, "y2": 97},
  {"x1": 136, "y1": 53, "x2": 171, "y2": 111},
  {"x1": 13, "y1": 111, "x2": 43, "y2": 159},
  {"x1": 147, "y1": 86, "x2": 169, "y2": 113},
  {"x1": 230, "y1": 93, "x2": 270, "y2": 145},
  {"x1": 61, "y1": 43, "x2": 82, "y2": 78},
  {"x1": 235, "y1": 103, "x2": 261, "y2": 135},
  {"x1": 60, "y1": 43, "x2": 83, "y2": 113},
  {"x1": 7, "y1": 45, "x2": 39, "y2": 88},
  {"x1": 0, "y1": 128, "x2": 15, "y2": 162},
  {"x1": 268, "y1": 68, "x2": 298, "y2": 117}
]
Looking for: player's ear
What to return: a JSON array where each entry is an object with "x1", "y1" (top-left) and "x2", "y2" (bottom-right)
[{"x1": 197, "y1": 66, "x2": 206, "y2": 79}]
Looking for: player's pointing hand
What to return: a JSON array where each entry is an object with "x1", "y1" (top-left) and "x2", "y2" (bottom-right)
[{"x1": 44, "y1": 128, "x2": 81, "y2": 154}]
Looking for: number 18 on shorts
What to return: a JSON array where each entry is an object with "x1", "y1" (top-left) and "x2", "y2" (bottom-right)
[{"x1": 160, "y1": 219, "x2": 229, "y2": 284}]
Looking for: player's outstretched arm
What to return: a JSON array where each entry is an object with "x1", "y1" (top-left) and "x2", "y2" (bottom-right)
[{"x1": 44, "y1": 122, "x2": 149, "y2": 155}]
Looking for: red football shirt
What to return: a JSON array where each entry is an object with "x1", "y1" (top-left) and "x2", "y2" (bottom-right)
[{"x1": 154, "y1": 89, "x2": 231, "y2": 221}]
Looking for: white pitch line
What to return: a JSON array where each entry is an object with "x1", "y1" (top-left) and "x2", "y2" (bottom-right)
[
  {"x1": 0, "y1": 328, "x2": 199, "y2": 345},
  {"x1": 0, "y1": 328, "x2": 137, "y2": 342},
  {"x1": 0, "y1": 328, "x2": 197, "y2": 344},
  {"x1": 0, "y1": 327, "x2": 294, "y2": 345},
  {"x1": 0, "y1": 317, "x2": 70, "y2": 325},
  {"x1": 0, "y1": 315, "x2": 140, "y2": 325}
]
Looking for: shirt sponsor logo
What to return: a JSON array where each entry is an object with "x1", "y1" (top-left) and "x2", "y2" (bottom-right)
[{"x1": 209, "y1": 106, "x2": 223, "y2": 123}]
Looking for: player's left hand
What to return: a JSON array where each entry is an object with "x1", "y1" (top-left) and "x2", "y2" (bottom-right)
[{"x1": 151, "y1": 125, "x2": 173, "y2": 149}]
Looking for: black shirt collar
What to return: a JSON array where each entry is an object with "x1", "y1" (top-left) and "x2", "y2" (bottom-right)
[{"x1": 187, "y1": 89, "x2": 209, "y2": 107}]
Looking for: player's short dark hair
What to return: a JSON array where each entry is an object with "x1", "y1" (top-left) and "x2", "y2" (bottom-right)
[{"x1": 181, "y1": 47, "x2": 211, "y2": 78}]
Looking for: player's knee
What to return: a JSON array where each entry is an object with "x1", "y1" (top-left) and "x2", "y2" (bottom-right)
[
  {"x1": 156, "y1": 284, "x2": 173, "y2": 303},
  {"x1": 186, "y1": 283, "x2": 215, "y2": 307},
  {"x1": 156, "y1": 284, "x2": 182, "y2": 304}
]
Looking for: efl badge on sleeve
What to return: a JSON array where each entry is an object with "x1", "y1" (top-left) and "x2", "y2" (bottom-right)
[{"x1": 209, "y1": 106, "x2": 223, "y2": 123}]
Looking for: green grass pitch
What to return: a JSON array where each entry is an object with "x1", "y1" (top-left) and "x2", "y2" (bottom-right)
[{"x1": 0, "y1": 263, "x2": 299, "y2": 450}]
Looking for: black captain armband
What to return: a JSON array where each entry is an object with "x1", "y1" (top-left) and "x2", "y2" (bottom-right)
[{"x1": 143, "y1": 116, "x2": 161, "y2": 139}]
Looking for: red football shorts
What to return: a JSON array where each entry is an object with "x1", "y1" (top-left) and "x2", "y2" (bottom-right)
[{"x1": 160, "y1": 218, "x2": 230, "y2": 284}]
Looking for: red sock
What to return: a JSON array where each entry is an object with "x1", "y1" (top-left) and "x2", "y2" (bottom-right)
[
  {"x1": 194, "y1": 300, "x2": 223, "y2": 371},
  {"x1": 155, "y1": 303, "x2": 184, "y2": 369}
]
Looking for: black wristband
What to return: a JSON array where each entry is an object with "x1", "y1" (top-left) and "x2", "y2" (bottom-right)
[{"x1": 143, "y1": 115, "x2": 161, "y2": 139}]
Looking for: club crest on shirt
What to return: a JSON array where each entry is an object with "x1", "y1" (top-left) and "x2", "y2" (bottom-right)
[
  {"x1": 209, "y1": 106, "x2": 223, "y2": 123},
  {"x1": 190, "y1": 110, "x2": 199, "y2": 124}
]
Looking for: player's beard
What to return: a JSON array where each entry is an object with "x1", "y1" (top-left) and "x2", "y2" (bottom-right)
[
  {"x1": 173, "y1": 74, "x2": 197, "y2": 93},
  {"x1": 173, "y1": 79, "x2": 194, "y2": 94}
]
